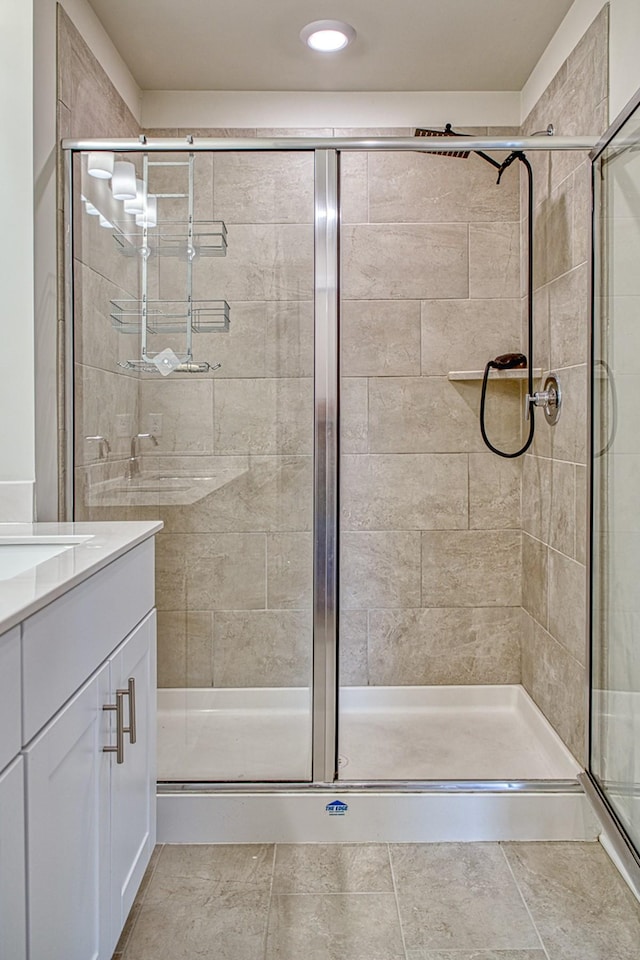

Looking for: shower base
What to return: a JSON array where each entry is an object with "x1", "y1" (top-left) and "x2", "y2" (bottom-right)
[{"x1": 157, "y1": 684, "x2": 598, "y2": 843}]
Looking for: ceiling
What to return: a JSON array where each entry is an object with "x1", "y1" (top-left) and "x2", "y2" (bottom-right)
[{"x1": 87, "y1": 0, "x2": 575, "y2": 93}]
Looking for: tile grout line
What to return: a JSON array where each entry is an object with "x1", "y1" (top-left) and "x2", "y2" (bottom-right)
[
  {"x1": 263, "y1": 843, "x2": 278, "y2": 960},
  {"x1": 499, "y1": 843, "x2": 551, "y2": 960},
  {"x1": 388, "y1": 843, "x2": 410, "y2": 960}
]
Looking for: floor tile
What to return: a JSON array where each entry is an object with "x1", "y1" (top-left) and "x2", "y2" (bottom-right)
[
  {"x1": 502, "y1": 841, "x2": 640, "y2": 960},
  {"x1": 273, "y1": 843, "x2": 393, "y2": 893},
  {"x1": 390, "y1": 843, "x2": 541, "y2": 952},
  {"x1": 146, "y1": 842, "x2": 274, "y2": 895},
  {"x1": 265, "y1": 893, "x2": 405, "y2": 960},
  {"x1": 122, "y1": 887, "x2": 271, "y2": 960}
]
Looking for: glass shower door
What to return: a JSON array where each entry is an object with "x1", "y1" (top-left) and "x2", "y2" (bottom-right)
[
  {"x1": 591, "y1": 98, "x2": 640, "y2": 855},
  {"x1": 71, "y1": 148, "x2": 316, "y2": 781}
]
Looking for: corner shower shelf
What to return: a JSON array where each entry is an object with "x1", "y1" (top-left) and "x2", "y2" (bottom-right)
[
  {"x1": 448, "y1": 368, "x2": 543, "y2": 381},
  {"x1": 110, "y1": 298, "x2": 230, "y2": 334},
  {"x1": 113, "y1": 220, "x2": 228, "y2": 259}
]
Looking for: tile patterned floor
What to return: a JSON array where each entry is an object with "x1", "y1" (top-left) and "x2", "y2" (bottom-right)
[{"x1": 114, "y1": 842, "x2": 640, "y2": 960}]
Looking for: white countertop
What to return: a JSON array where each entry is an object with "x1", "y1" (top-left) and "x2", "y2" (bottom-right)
[{"x1": 0, "y1": 521, "x2": 163, "y2": 635}]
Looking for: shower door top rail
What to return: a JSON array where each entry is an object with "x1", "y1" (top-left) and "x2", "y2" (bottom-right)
[{"x1": 62, "y1": 135, "x2": 599, "y2": 153}]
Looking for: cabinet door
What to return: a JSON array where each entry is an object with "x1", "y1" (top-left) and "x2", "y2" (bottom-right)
[
  {"x1": 25, "y1": 663, "x2": 111, "y2": 960},
  {"x1": 109, "y1": 610, "x2": 157, "y2": 950},
  {"x1": 0, "y1": 757, "x2": 27, "y2": 960}
]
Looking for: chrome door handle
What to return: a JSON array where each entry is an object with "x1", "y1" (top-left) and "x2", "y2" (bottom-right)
[
  {"x1": 124, "y1": 677, "x2": 137, "y2": 745},
  {"x1": 103, "y1": 690, "x2": 126, "y2": 764}
]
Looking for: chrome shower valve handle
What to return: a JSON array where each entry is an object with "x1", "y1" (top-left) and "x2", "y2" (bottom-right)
[{"x1": 525, "y1": 374, "x2": 562, "y2": 424}]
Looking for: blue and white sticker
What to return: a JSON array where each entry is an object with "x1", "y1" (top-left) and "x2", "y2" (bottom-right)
[{"x1": 326, "y1": 799, "x2": 348, "y2": 816}]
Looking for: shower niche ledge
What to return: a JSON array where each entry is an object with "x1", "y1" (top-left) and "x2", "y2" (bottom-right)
[{"x1": 448, "y1": 368, "x2": 543, "y2": 381}]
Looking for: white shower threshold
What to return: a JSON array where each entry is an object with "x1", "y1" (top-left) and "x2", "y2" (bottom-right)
[{"x1": 157, "y1": 684, "x2": 598, "y2": 843}]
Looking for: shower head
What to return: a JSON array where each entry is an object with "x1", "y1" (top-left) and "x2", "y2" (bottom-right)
[
  {"x1": 414, "y1": 124, "x2": 470, "y2": 158},
  {"x1": 414, "y1": 123, "x2": 501, "y2": 170}
]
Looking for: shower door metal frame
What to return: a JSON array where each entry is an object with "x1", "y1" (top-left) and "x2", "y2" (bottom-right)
[
  {"x1": 580, "y1": 84, "x2": 640, "y2": 898},
  {"x1": 63, "y1": 133, "x2": 598, "y2": 793}
]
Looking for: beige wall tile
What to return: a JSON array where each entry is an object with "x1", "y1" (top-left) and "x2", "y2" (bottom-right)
[
  {"x1": 212, "y1": 152, "x2": 314, "y2": 224},
  {"x1": 149, "y1": 152, "x2": 213, "y2": 221},
  {"x1": 140, "y1": 379, "x2": 214, "y2": 454},
  {"x1": 521, "y1": 618, "x2": 585, "y2": 762},
  {"x1": 340, "y1": 153, "x2": 369, "y2": 224},
  {"x1": 264, "y1": 301, "x2": 314, "y2": 378},
  {"x1": 529, "y1": 285, "x2": 550, "y2": 375},
  {"x1": 341, "y1": 224, "x2": 468, "y2": 300},
  {"x1": 368, "y1": 377, "x2": 522, "y2": 454},
  {"x1": 341, "y1": 532, "x2": 422, "y2": 609},
  {"x1": 157, "y1": 611, "x2": 186, "y2": 687},
  {"x1": 341, "y1": 301, "x2": 421, "y2": 377},
  {"x1": 522, "y1": 534, "x2": 548, "y2": 628},
  {"x1": 572, "y1": 161, "x2": 593, "y2": 267},
  {"x1": 267, "y1": 533, "x2": 313, "y2": 609},
  {"x1": 548, "y1": 364, "x2": 587, "y2": 465},
  {"x1": 549, "y1": 459, "x2": 576, "y2": 558},
  {"x1": 575, "y1": 464, "x2": 587, "y2": 565},
  {"x1": 191, "y1": 224, "x2": 314, "y2": 301},
  {"x1": 368, "y1": 607, "x2": 521, "y2": 685},
  {"x1": 468, "y1": 452, "x2": 521, "y2": 529},
  {"x1": 339, "y1": 611, "x2": 369, "y2": 686},
  {"x1": 75, "y1": 363, "x2": 139, "y2": 465},
  {"x1": 214, "y1": 378, "x2": 313, "y2": 455},
  {"x1": 74, "y1": 261, "x2": 141, "y2": 374},
  {"x1": 186, "y1": 612, "x2": 214, "y2": 686},
  {"x1": 533, "y1": 176, "x2": 573, "y2": 288},
  {"x1": 522, "y1": 455, "x2": 551, "y2": 542},
  {"x1": 341, "y1": 454, "x2": 468, "y2": 531},
  {"x1": 155, "y1": 533, "x2": 187, "y2": 611},
  {"x1": 469, "y1": 222, "x2": 520, "y2": 299},
  {"x1": 421, "y1": 299, "x2": 521, "y2": 376},
  {"x1": 368, "y1": 152, "x2": 519, "y2": 224},
  {"x1": 213, "y1": 611, "x2": 312, "y2": 686},
  {"x1": 340, "y1": 378, "x2": 368, "y2": 454},
  {"x1": 422, "y1": 531, "x2": 521, "y2": 606},
  {"x1": 548, "y1": 549, "x2": 587, "y2": 666},
  {"x1": 184, "y1": 533, "x2": 266, "y2": 610},
  {"x1": 158, "y1": 456, "x2": 313, "y2": 535},
  {"x1": 549, "y1": 263, "x2": 589, "y2": 369}
]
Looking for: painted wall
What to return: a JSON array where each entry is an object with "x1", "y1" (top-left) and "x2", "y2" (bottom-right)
[{"x1": 0, "y1": 1, "x2": 35, "y2": 520}]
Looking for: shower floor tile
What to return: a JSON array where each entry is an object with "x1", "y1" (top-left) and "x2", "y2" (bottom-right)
[{"x1": 114, "y1": 840, "x2": 640, "y2": 960}]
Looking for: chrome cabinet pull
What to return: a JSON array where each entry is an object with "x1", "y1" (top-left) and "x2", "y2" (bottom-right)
[
  {"x1": 103, "y1": 691, "x2": 126, "y2": 764},
  {"x1": 124, "y1": 677, "x2": 137, "y2": 745}
]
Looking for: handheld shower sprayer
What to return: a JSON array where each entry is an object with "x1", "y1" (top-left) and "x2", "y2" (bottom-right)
[{"x1": 489, "y1": 353, "x2": 527, "y2": 371}]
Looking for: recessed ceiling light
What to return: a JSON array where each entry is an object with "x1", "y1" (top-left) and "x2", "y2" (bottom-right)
[{"x1": 300, "y1": 20, "x2": 356, "y2": 52}]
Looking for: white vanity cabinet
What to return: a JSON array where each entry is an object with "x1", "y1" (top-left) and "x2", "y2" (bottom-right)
[
  {"x1": 7, "y1": 531, "x2": 159, "y2": 960},
  {"x1": 0, "y1": 756, "x2": 27, "y2": 960}
]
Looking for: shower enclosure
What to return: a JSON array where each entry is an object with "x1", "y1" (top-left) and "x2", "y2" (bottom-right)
[
  {"x1": 64, "y1": 132, "x2": 601, "y2": 840},
  {"x1": 584, "y1": 88, "x2": 640, "y2": 889}
]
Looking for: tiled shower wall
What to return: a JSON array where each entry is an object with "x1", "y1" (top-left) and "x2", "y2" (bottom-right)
[
  {"x1": 519, "y1": 5, "x2": 609, "y2": 761},
  {"x1": 139, "y1": 130, "x2": 526, "y2": 689},
  {"x1": 337, "y1": 136, "x2": 525, "y2": 685},
  {"x1": 57, "y1": 7, "x2": 142, "y2": 516}
]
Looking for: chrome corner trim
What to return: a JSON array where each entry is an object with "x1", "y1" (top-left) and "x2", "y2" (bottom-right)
[
  {"x1": 63, "y1": 149, "x2": 75, "y2": 521},
  {"x1": 61, "y1": 136, "x2": 599, "y2": 154},
  {"x1": 579, "y1": 772, "x2": 640, "y2": 898},
  {"x1": 312, "y1": 149, "x2": 339, "y2": 784}
]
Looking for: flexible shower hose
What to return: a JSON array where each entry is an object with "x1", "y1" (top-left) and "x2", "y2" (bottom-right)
[{"x1": 479, "y1": 152, "x2": 535, "y2": 458}]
